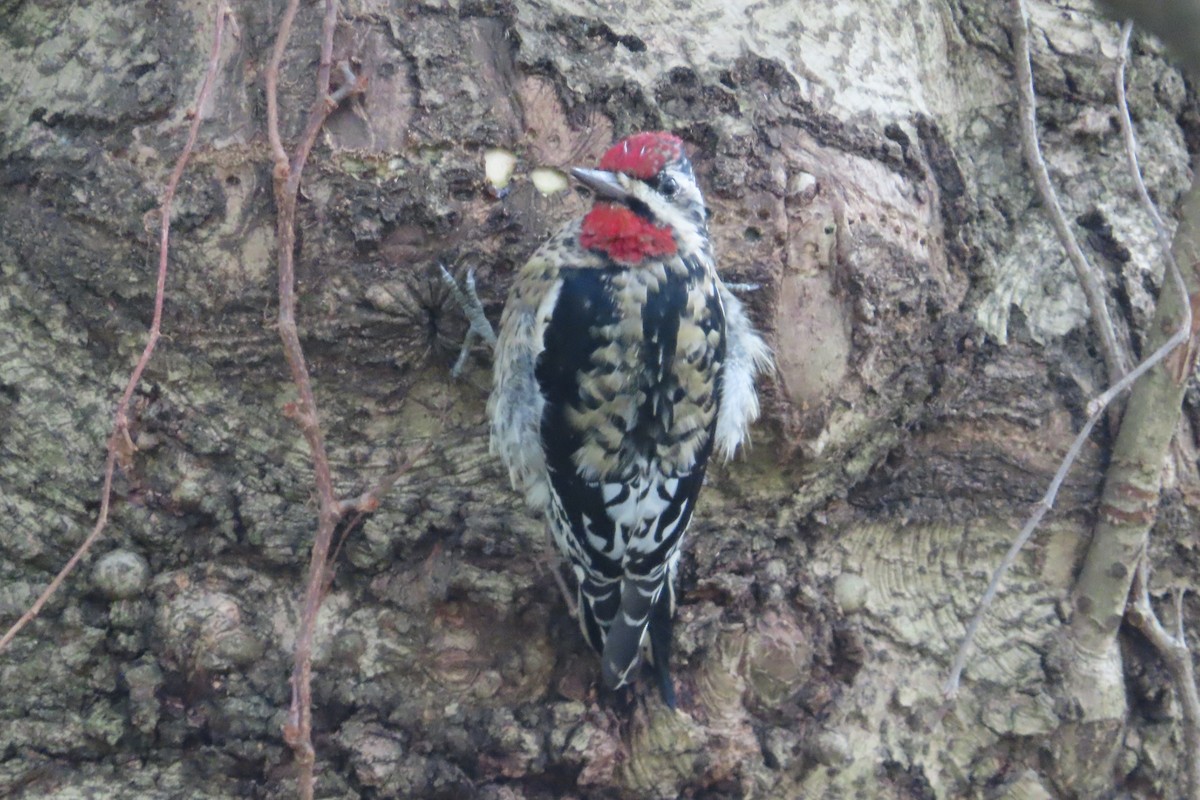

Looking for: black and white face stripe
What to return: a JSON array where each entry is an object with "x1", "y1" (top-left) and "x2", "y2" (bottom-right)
[{"x1": 571, "y1": 157, "x2": 709, "y2": 264}]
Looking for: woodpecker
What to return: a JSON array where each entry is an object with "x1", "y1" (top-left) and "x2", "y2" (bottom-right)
[{"x1": 488, "y1": 131, "x2": 770, "y2": 707}]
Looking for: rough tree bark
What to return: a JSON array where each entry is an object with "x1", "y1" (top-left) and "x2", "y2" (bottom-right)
[{"x1": 1, "y1": 0, "x2": 1198, "y2": 798}]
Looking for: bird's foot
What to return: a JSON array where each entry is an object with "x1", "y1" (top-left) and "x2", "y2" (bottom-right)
[{"x1": 438, "y1": 264, "x2": 497, "y2": 377}]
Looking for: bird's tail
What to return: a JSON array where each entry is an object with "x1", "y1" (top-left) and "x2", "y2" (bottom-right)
[
  {"x1": 646, "y1": 578, "x2": 676, "y2": 708},
  {"x1": 578, "y1": 575, "x2": 620, "y2": 655},
  {"x1": 600, "y1": 572, "x2": 677, "y2": 707}
]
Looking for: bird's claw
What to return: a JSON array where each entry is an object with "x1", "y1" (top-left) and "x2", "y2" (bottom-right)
[{"x1": 439, "y1": 264, "x2": 497, "y2": 377}]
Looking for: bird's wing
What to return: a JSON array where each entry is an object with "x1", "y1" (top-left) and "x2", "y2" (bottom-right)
[{"x1": 489, "y1": 247, "x2": 566, "y2": 511}]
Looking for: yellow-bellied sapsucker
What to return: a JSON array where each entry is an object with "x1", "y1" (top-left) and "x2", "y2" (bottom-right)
[{"x1": 489, "y1": 131, "x2": 770, "y2": 707}]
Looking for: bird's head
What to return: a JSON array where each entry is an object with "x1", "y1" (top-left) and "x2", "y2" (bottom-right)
[{"x1": 574, "y1": 132, "x2": 709, "y2": 265}]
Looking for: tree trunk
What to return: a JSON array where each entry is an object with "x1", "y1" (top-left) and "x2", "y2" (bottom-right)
[{"x1": 1, "y1": 0, "x2": 1197, "y2": 797}]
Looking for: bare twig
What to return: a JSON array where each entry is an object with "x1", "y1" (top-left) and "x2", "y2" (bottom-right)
[
  {"x1": 1116, "y1": 23, "x2": 1179, "y2": 261},
  {"x1": 1010, "y1": 0, "x2": 1131, "y2": 383},
  {"x1": 943, "y1": 410, "x2": 1102, "y2": 696},
  {"x1": 1127, "y1": 559, "x2": 1200, "y2": 800},
  {"x1": 1065, "y1": 39, "x2": 1200, "y2": 659},
  {"x1": 1107, "y1": 30, "x2": 1200, "y2": 795},
  {"x1": 944, "y1": 19, "x2": 1196, "y2": 697},
  {"x1": 264, "y1": 0, "x2": 299, "y2": 170},
  {"x1": 262, "y1": 1, "x2": 368, "y2": 797},
  {"x1": 0, "y1": 3, "x2": 231, "y2": 655},
  {"x1": 1095, "y1": 0, "x2": 1200, "y2": 76},
  {"x1": 338, "y1": 441, "x2": 435, "y2": 538},
  {"x1": 323, "y1": 441, "x2": 435, "y2": 596},
  {"x1": 1088, "y1": 21, "x2": 1193, "y2": 417}
]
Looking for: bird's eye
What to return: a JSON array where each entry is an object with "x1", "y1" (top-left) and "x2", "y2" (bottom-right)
[{"x1": 657, "y1": 175, "x2": 678, "y2": 197}]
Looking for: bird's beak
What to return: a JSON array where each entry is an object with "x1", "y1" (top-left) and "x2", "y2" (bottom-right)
[{"x1": 570, "y1": 168, "x2": 630, "y2": 203}]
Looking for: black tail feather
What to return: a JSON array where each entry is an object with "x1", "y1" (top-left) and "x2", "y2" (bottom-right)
[
  {"x1": 647, "y1": 583, "x2": 676, "y2": 708},
  {"x1": 601, "y1": 576, "x2": 658, "y2": 690}
]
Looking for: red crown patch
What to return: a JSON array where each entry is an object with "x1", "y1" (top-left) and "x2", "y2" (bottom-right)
[{"x1": 597, "y1": 132, "x2": 684, "y2": 179}]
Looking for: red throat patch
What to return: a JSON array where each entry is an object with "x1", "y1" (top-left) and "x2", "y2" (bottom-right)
[
  {"x1": 598, "y1": 132, "x2": 684, "y2": 179},
  {"x1": 580, "y1": 204, "x2": 677, "y2": 264}
]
